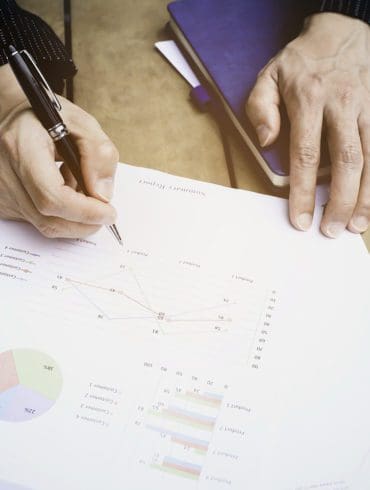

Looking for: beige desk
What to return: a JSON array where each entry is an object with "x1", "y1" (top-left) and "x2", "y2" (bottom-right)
[{"x1": 19, "y1": 0, "x2": 370, "y2": 250}]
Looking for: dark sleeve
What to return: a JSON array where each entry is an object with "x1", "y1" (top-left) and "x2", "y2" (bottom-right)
[
  {"x1": 319, "y1": 0, "x2": 370, "y2": 24},
  {"x1": 0, "y1": 0, "x2": 77, "y2": 93}
]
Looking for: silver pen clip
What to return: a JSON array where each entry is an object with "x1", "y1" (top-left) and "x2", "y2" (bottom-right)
[{"x1": 20, "y1": 49, "x2": 62, "y2": 112}]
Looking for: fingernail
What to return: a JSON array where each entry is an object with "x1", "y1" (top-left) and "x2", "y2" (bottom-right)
[
  {"x1": 95, "y1": 177, "x2": 114, "y2": 202},
  {"x1": 350, "y1": 215, "x2": 368, "y2": 233},
  {"x1": 297, "y1": 213, "x2": 312, "y2": 231},
  {"x1": 325, "y1": 222, "x2": 345, "y2": 238},
  {"x1": 256, "y1": 124, "x2": 271, "y2": 147}
]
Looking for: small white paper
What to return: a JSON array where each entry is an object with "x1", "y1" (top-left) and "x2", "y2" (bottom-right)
[{"x1": 155, "y1": 40, "x2": 200, "y2": 88}]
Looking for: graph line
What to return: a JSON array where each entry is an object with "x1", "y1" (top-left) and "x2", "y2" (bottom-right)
[{"x1": 65, "y1": 278, "x2": 158, "y2": 315}]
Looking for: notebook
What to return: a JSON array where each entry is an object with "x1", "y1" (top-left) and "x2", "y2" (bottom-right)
[{"x1": 167, "y1": 0, "x2": 331, "y2": 186}]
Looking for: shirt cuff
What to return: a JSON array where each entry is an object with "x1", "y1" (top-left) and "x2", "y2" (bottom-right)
[
  {"x1": 0, "y1": 0, "x2": 77, "y2": 94},
  {"x1": 320, "y1": 0, "x2": 370, "y2": 24}
]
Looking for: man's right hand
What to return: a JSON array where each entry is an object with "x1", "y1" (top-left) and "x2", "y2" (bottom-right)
[{"x1": 0, "y1": 64, "x2": 118, "y2": 239}]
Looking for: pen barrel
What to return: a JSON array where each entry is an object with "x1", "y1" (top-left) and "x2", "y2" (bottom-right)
[
  {"x1": 55, "y1": 135, "x2": 88, "y2": 195},
  {"x1": 8, "y1": 51, "x2": 61, "y2": 129}
]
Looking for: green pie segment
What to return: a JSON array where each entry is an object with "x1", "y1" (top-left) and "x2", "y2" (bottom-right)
[
  {"x1": 0, "y1": 349, "x2": 62, "y2": 422},
  {"x1": 12, "y1": 349, "x2": 62, "y2": 400}
]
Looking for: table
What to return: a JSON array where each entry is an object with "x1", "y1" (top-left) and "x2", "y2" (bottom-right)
[{"x1": 18, "y1": 0, "x2": 370, "y2": 250}]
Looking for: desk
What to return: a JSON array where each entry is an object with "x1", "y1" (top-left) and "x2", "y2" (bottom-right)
[{"x1": 18, "y1": 0, "x2": 370, "y2": 250}]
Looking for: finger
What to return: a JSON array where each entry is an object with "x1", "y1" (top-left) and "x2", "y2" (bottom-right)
[
  {"x1": 246, "y1": 64, "x2": 281, "y2": 147},
  {"x1": 60, "y1": 163, "x2": 78, "y2": 190},
  {"x1": 348, "y1": 115, "x2": 370, "y2": 233},
  {"x1": 15, "y1": 126, "x2": 117, "y2": 225},
  {"x1": 321, "y1": 109, "x2": 363, "y2": 238},
  {"x1": 287, "y1": 97, "x2": 323, "y2": 231},
  {"x1": 30, "y1": 215, "x2": 101, "y2": 239},
  {"x1": 6, "y1": 174, "x2": 101, "y2": 239},
  {"x1": 62, "y1": 103, "x2": 119, "y2": 202}
]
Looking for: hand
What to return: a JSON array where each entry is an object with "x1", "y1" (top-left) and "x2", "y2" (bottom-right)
[
  {"x1": 0, "y1": 64, "x2": 118, "y2": 238},
  {"x1": 246, "y1": 13, "x2": 370, "y2": 237}
]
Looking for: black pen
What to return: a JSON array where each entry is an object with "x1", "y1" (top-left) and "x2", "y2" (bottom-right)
[{"x1": 6, "y1": 45, "x2": 123, "y2": 246}]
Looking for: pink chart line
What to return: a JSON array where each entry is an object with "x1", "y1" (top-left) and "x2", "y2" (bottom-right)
[
  {"x1": 69, "y1": 280, "x2": 158, "y2": 315},
  {"x1": 69, "y1": 283, "x2": 237, "y2": 325},
  {"x1": 72, "y1": 284, "x2": 158, "y2": 321}
]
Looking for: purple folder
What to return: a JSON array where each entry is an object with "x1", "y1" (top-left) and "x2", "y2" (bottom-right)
[{"x1": 168, "y1": 0, "x2": 328, "y2": 186}]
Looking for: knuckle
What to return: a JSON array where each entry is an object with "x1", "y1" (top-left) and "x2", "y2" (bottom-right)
[
  {"x1": 81, "y1": 206, "x2": 103, "y2": 224},
  {"x1": 328, "y1": 197, "x2": 356, "y2": 214},
  {"x1": 256, "y1": 66, "x2": 268, "y2": 79},
  {"x1": 68, "y1": 105, "x2": 101, "y2": 131},
  {"x1": 340, "y1": 200, "x2": 357, "y2": 211},
  {"x1": 34, "y1": 192, "x2": 60, "y2": 216},
  {"x1": 37, "y1": 219, "x2": 60, "y2": 239},
  {"x1": 300, "y1": 81, "x2": 322, "y2": 104},
  {"x1": 96, "y1": 140, "x2": 119, "y2": 164},
  {"x1": 359, "y1": 116, "x2": 370, "y2": 132},
  {"x1": 336, "y1": 144, "x2": 363, "y2": 171},
  {"x1": 80, "y1": 203, "x2": 115, "y2": 226},
  {"x1": 0, "y1": 129, "x2": 18, "y2": 160},
  {"x1": 336, "y1": 83, "x2": 355, "y2": 105},
  {"x1": 86, "y1": 113, "x2": 103, "y2": 132},
  {"x1": 357, "y1": 201, "x2": 370, "y2": 218},
  {"x1": 281, "y1": 82, "x2": 297, "y2": 101},
  {"x1": 246, "y1": 91, "x2": 262, "y2": 112},
  {"x1": 1, "y1": 130, "x2": 13, "y2": 149},
  {"x1": 293, "y1": 144, "x2": 320, "y2": 169},
  {"x1": 256, "y1": 64, "x2": 275, "y2": 82},
  {"x1": 285, "y1": 82, "x2": 322, "y2": 109}
]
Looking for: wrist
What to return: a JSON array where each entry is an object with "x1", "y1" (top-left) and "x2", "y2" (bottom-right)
[
  {"x1": 0, "y1": 64, "x2": 29, "y2": 120},
  {"x1": 300, "y1": 12, "x2": 370, "y2": 56}
]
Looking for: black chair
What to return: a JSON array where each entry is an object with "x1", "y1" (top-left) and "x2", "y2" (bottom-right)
[{"x1": 63, "y1": 0, "x2": 73, "y2": 101}]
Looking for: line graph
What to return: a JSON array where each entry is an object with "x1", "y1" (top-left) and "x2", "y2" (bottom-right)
[
  {"x1": 55, "y1": 260, "x2": 267, "y2": 339},
  {"x1": 65, "y1": 275, "x2": 236, "y2": 328},
  {"x1": 22, "y1": 248, "x2": 277, "y2": 366}
]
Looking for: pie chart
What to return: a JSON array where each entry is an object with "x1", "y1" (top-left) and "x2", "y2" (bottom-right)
[{"x1": 0, "y1": 349, "x2": 62, "y2": 422}]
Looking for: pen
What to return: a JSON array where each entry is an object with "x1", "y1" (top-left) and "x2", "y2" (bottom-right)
[{"x1": 6, "y1": 45, "x2": 123, "y2": 247}]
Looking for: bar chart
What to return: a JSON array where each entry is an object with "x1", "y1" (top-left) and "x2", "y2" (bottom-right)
[{"x1": 126, "y1": 361, "x2": 251, "y2": 488}]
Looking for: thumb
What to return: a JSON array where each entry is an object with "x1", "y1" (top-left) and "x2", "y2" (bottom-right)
[
  {"x1": 60, "y1": 99, "x2": 119, "y2": 203},
  {"x1": 246, "y1": 66, "x2": 281, "y2": 147},
  {"x1": 78, "y1": 137, "x2": 119, "y2": 203}
]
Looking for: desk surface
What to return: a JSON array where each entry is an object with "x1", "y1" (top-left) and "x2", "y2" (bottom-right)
[{"x1": 18, "y1": 0, "x2": 370, "y2": 251}]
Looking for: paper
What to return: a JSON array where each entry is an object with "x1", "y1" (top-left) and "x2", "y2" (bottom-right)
[
  {"x1": 155, "y1": 40, "x2": 200, "y2": 88},
  {"x1": 0, "y1": 164, "x2": 369, "y2": 490}
]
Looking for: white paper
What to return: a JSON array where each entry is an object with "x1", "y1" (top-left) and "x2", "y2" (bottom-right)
[
  {"x1": 0, "y1": 164, "x2": 369, "y2": 490},
  {"x1": 155, "y1": 40, "x2": 200, "y2": 88}
]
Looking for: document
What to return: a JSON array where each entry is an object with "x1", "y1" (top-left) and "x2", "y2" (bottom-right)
[{"x1": 0, "y1": 164, "x2": 369, "y2": 490}]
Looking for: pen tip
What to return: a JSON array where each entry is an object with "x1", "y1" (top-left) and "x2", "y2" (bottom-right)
[{"x1": 107, "y1": 224, "x2": 123, "y2": 246}]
